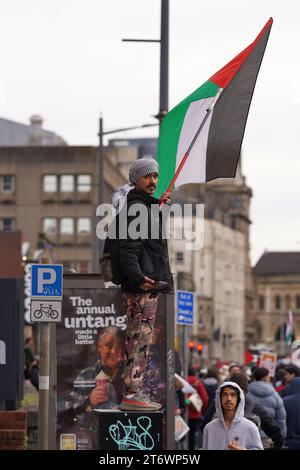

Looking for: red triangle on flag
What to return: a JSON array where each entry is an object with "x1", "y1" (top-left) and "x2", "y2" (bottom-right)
[{"x1": 245, "y1": 350, "x2": 254, "y2": 365}]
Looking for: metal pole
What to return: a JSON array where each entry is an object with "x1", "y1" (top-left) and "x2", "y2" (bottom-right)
[
  {"x1": 38, "y1": 257, "x2": 50, "y2": 450},
  {"x1": 182, "y1": 326, "x2": 189, "y2": 379},
  {"x1": 99, "y1": 116, "x2": 104, "y2": 212},
  {"x1": 92, "y1": 211, "x2": 99, "y2": 273},
  {"x1": 280, "y1": 309, "x2": 285, "y2": 356},
  {"x1": 48, "y1": 322, "x2": 57, "y2": 449},
  {"x1": 93, "y1": 116, "x2": 104, "y2": 273},
  {"x1": 158, "y1": 0, "x2": 169, "y2": 125},
  {"x1": 166, "y1": 293, "x2": 175, "y2": 450},
  {"x1": 98, "y1": 116, "x2": 105, "y2": 266}
]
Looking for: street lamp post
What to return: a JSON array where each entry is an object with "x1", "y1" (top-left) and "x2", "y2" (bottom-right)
[
  {"x1": 158, "y1": 0, "x2": 169, "y2": 122},
  {"x1": 122, "y1": 0, "x2": 169, "y2": 126}
]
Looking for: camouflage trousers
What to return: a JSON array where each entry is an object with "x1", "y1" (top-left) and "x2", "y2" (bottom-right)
[{"x1": 123, "y1": 292, "x2": 159, "y2": 394}]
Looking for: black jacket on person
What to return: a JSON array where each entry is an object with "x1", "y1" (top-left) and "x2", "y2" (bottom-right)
[
  {"x1": 201, "y1": 395, "x2": 283, "y2": 447},
  {"x1": 107, "y1": 188, "x2": 174, "y2": 294}
]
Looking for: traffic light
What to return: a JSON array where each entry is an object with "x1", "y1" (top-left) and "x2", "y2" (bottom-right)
[
  {"x1": 188, "y1": 340, "x2": 195, "y2": 352},
  {"x1": 197, "y1": 343, "x2": 203, "y2": 355}
]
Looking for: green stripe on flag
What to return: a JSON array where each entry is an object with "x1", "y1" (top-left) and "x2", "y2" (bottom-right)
[{"x1": 155, "y1": 80, "x2": 219, "y2": 197}]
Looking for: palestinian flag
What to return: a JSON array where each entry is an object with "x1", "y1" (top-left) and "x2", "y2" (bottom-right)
[
  {"x1": 155, "y1": 18, "x2": 273, "y2": 197},
  {"x1": 285, "y1": 310, "x2": 294, "y2": 346}
]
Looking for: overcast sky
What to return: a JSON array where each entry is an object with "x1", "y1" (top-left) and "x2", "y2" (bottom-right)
[{"x1": 1, "y1": 0, "x2": 299, "y2": 264}]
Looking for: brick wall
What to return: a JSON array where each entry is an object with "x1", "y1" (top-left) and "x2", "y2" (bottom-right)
[
  {"x1": 0, "y1": 230, "x2": 22, "y2": 278},
  {"x1": 0, "y1": 411, "x2": 27, "y2": 450}
]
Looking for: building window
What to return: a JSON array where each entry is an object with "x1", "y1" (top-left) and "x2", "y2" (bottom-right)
[
  {"x1": 77, "y1": 218, "x2": 91, "y2": 234},
  {"x1": 275, "y1": 295, "x2": 281, "y2": 310},
  {"x1": 176, "y1": 252, "x2": 184, "y2": 264},
  {"x1": 1, "y1": 175, "x2": 15, "y2": 192},
  {"x1": 43, "y1": 218, "x2": 57, "y2": 235},
  {"x1": 61, "y1": 260, "x2": 76, "y2": 271},
  {"x1": 77, "y1": 175, "x2": 92, "y2": 192},
  {"x1": 60, "y1": 175, "x2": 74, "y2": 192},
  {"x1": 60, "y1": 218, "x2": 74, "y2": 234},
  {"x1": 296, "y1": 295, "x2": 300, "y2": 309},
  {"x1": 259, "y1": 295, "x2": 265, "y2": 310},
  {"x1": 226, "y1": 291, "x2": 232, "y2": 306},
  {"x1": 232, "y1": 197, "x2": 243, "y2": 208},
  {"x1": 0, "y1": 218, "x2": 14, "y2": 230},
  {"x1": 43, "y1": 175, "x2": 57, "y2": 192},
  {"x1": 78, "y1": 261, "x2": 89, "y2": 273}
]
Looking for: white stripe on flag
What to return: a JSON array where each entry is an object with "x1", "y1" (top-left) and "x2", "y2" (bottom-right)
[{"x1": 175, "y1": 97, "x2": 215, "y2": 187}]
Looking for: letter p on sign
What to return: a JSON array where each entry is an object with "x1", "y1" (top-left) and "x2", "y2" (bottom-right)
[
  {"x1": 37, "y1": 268, "x2": 56, "y2": 294},
  {"x1": 31, "y1": 264, "x2": 63, "y2": 299}
]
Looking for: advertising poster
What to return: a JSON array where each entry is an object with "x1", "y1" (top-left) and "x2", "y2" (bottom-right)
[
  {"x1": 260, "y1": 351, "x2": 278, "y2": 378},
  {"x1": 56, "y1": 286, "x2": 168, "y2": 450}
]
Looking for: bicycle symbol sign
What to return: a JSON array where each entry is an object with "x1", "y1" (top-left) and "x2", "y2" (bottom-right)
[{"x1": 30, "y1": 300, "x2": 62, "y2": 323}]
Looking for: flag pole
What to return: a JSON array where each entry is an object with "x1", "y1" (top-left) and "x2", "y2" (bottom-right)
[{"x1": 160, "y1": 87, "x2": 223, "y2": 205}]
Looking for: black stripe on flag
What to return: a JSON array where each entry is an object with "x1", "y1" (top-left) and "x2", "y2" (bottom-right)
[{"x1": 205, "y1": 23, "x2": 272, "y2": 181}]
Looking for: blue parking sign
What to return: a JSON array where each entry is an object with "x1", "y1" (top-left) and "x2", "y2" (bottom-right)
[
  {"x1": 31, "y1": 264, "x2": 63, "y2": 299},
  {"x1": 176, "y1": 290, "x2": 194, "y2": 325}
]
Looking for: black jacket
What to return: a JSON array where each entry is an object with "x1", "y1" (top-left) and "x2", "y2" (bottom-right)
[
  {"x1": 201, "y1": 395, "x2": 283, "y2": 447},
  {"x1": 108, "y1": 188, "x2": 174, "y2": 294}
]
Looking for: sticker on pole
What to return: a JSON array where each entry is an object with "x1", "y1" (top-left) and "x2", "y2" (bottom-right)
[
  {"x1": 30, "y1": 300, "x2": 62, "y2": 323},
  {"x1": 31, "y1": 264, "x2": 63, "y2": 300}
]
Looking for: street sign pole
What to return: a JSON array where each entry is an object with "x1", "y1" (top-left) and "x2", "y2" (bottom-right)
[
  {"x1": 38, "y1": 258, "x2": 51, "y2": 450},
  {"x1": 182, "y1": 325, "x2": 189, "y2": 379},
  {"x1": 38, "y1": 317, "x2": 51, "y2": 449},
  {"x1": 30, "y1": 260, "x2": 63, "y2": 450}
]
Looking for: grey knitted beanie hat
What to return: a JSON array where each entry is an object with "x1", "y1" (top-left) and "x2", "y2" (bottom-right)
[{"x1": 129, "y1": 157, "x2": 159, "y2": 184}]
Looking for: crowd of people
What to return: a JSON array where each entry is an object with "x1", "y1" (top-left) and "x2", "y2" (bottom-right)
[{"x1": 175, "y1": 361, "x2": 300, "y2": 450}]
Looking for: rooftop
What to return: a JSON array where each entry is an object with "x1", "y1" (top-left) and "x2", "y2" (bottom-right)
[
  {"x1": 253, "y1": 251, "x2": 300, "y2": 276},
  {"x1": 0, "y1": 115, "x2": 67, "y2": 146}
]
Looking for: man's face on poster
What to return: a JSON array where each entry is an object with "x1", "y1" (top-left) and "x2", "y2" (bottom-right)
[{"x1": 97, "y1": 331, "x2": 124, "y2": 369}]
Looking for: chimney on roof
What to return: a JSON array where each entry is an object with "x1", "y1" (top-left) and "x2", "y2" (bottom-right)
[{"x1": 30, "y1": 114, "x2": 43, "y2": 128}]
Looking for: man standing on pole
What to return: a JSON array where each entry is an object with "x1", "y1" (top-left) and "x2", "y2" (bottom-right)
[{"x1": 106, "y1": 157, "x2": 173, "y2": 411}]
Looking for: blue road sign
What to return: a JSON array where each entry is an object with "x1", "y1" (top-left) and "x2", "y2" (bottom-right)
[
  {"x1": 31, "y1": 264, "x2": 63, "y2": 299},
  {"x1": 176, "y1": 290, "x2": 194, "y2": 325}
]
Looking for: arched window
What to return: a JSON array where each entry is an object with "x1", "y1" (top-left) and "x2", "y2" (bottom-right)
[
  {"x1": 259, "y1": 295, "x2": 265, "y2": 310},
  {"x1": 275, "y1": 295, "x2": 281, "y2": 310}
]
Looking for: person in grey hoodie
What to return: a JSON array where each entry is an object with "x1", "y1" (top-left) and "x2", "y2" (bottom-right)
[
  {"x1": 248, "y1": 367, "x2": 286, "y2": 443},
  {"x1": 202, "y1": 381, "x2": 263, "y2": 450}
]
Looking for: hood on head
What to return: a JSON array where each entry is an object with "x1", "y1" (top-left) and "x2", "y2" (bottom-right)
[
  {"x1": 215, "y1": 381, "x2": 245, "y2": 425},
  {"x1": 248, "y1": 380, "x2": 275, "y2": 398}
]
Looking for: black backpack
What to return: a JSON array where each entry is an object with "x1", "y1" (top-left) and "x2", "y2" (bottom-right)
[
  {"x1": 244, "y1": 400, "x2": 261, "y2": 429},
  {"x1": 99, "y1": 235, "x2": 123, "y2": 285}
]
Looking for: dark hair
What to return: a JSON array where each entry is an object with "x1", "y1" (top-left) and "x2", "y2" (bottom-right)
[
  {"x1": 25, "y1": 337, "x2": 33, "y2": 345},
  {"x1": 188, "y1": 366, "x2": 197, "y2": 376},
  {"x1": 253, "y1": 367, "x2": 269, "y2": 381},
  {"x1": 230, "y1": 372, "x2": 249, "y2": 394},
  {"x1": 276, "y1": 368, "x2": 286, "y2": 382},
  {"x1": 285, "y1": 364, "x2": 300, "y2": 376},
  {"x1": 205, "y1": 367, "x2": 220, "y2": 381},
  {"x1": 229, "y1": 363, "x2": 242, "y2": 373},
  {"x1": 220, "y1": 385, "x2": 241, "y2": 407}
]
